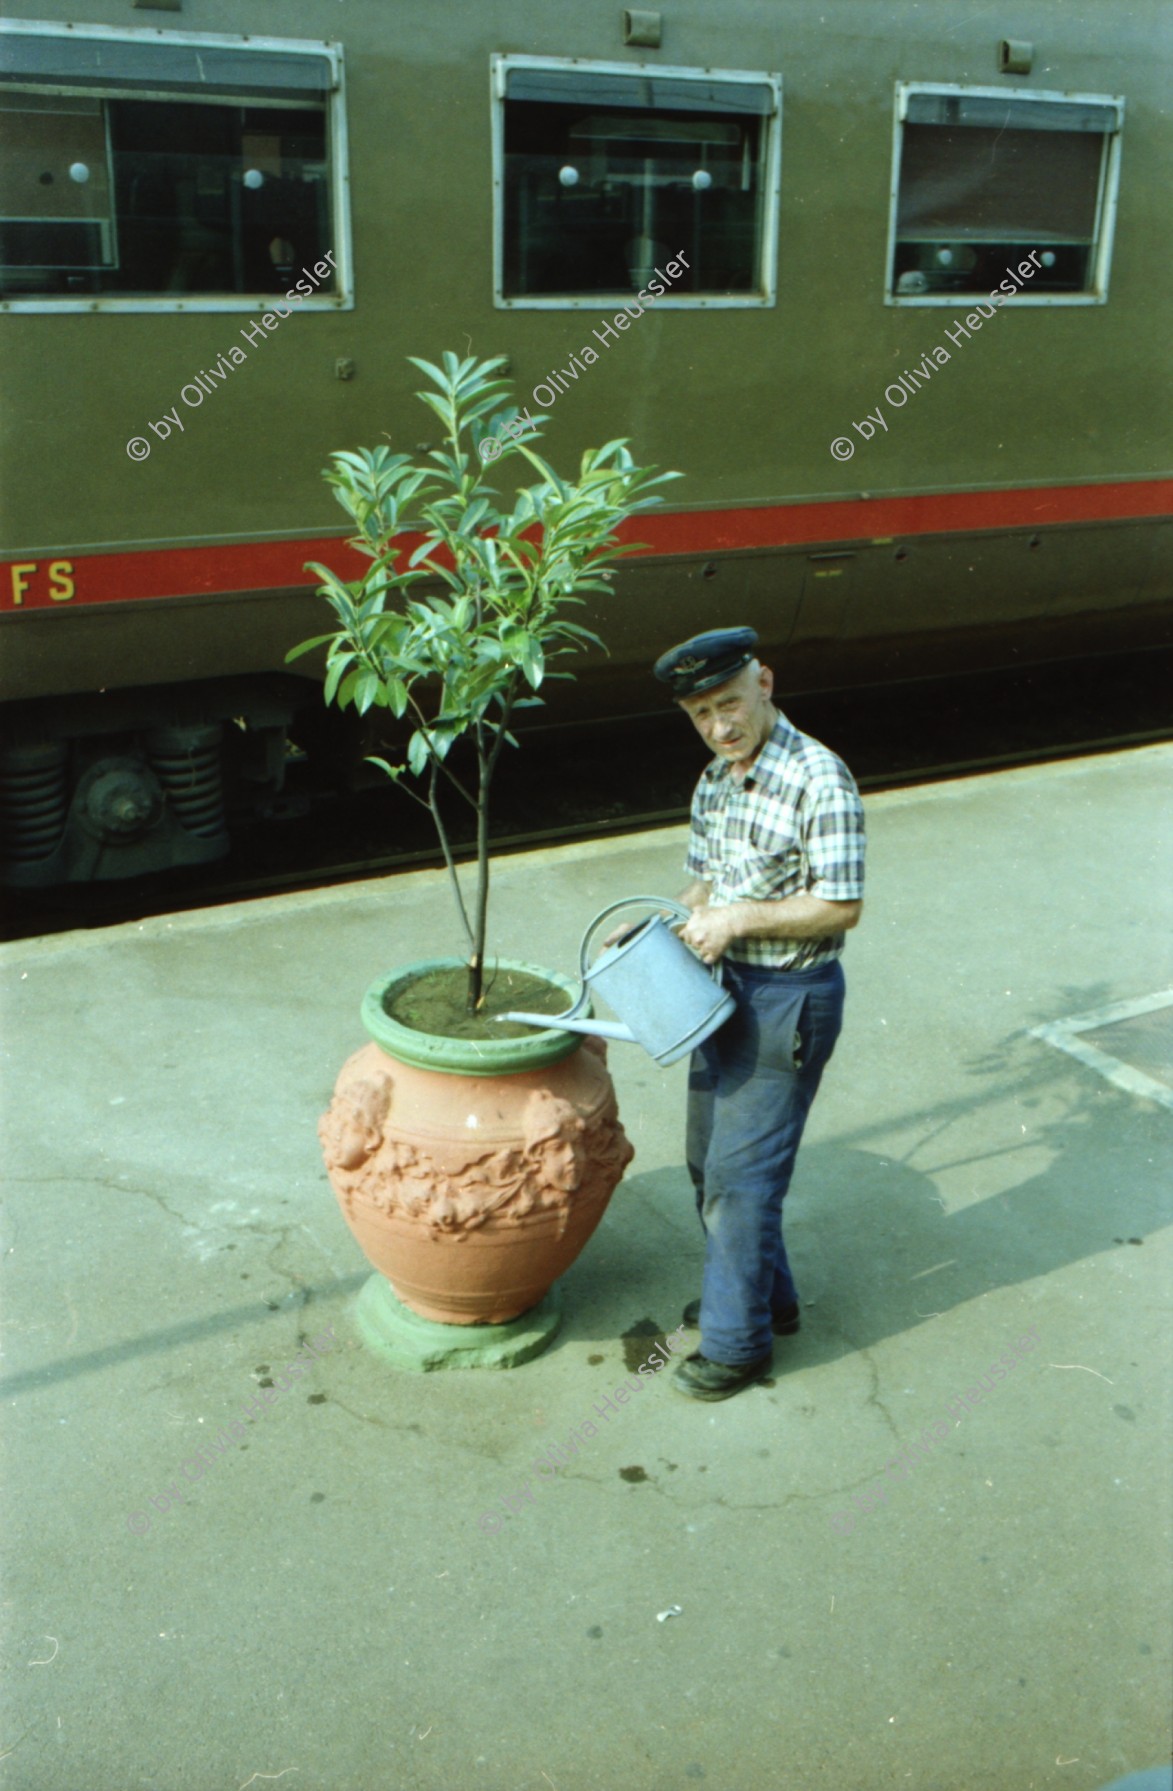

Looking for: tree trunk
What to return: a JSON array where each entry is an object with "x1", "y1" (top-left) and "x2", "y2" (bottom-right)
[
  {"x1": 466, "y1": 756, "x2": 492, "y2": 1014},
  {"x1": 465, "y1": 675, "x2": 517, "y2": 1015}
]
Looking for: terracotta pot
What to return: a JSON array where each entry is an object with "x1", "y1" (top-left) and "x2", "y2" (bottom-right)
[{"x1": 319, "y1": 961, "x2": 634, "y2": 1324}]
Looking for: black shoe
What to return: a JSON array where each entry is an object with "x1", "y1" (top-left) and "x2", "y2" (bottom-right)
[
  {"x1": 671, "y1": 1350, "x2": 774, "y2": 1402},
  {"x1": 681, "y1": 1297, "x2": 800, "y2": 1336}
]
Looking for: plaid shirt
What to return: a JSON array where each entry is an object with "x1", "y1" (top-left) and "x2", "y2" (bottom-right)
[{"x1": 685, "y1": 713, "x2": 866, "y2": 970}]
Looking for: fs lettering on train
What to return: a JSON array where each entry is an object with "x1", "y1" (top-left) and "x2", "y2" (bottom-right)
[{"x1": 5, "y1": 560, "x2": 76, "y2": 607}]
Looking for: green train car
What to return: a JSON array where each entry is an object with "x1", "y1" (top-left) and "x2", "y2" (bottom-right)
[{"x1": 1, "y1": 1, "x2": 1169, "y2": 882}]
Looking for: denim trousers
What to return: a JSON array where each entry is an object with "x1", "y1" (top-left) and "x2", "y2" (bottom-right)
[{"x1": 685, "y1": 957, "x2": 846, "y2": 1365}]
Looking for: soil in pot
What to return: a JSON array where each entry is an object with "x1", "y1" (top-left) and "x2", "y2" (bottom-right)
[{"x1": 383, "y1": 965, "x2": 571, "y2": 1041}]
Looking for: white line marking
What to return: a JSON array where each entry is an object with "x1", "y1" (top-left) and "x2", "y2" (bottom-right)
[{"x1": 1030, "y1": 989, "x2": 1173, "y2": 1112}]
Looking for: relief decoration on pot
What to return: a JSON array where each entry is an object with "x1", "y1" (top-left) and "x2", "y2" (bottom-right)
[{"x1": 319, "y1": 1050, "x2": 634, "y2": 1241}]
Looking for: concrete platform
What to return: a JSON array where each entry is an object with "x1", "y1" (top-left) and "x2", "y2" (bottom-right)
[{"x1": 1, "y1": 745, "x2": 1170, "y2": 1791}]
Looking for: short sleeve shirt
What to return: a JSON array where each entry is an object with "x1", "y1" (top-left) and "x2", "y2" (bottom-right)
[{"x1": 685, "y1": 713, "x2": 866, "y2": 970}]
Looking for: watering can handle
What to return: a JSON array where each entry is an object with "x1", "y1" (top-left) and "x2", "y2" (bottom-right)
[
  {"x1": 579, "y1": 896, "x2": 692, "y2": 983},
  {"x1": 572, "y1": 896, "x2": 723, "y2": 1009},
  {"x1": 559, "y1": 897, "x2": 692, "y2": 1023}
]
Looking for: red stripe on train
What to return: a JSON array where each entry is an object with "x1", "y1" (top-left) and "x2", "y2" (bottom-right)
[{"x1": 3, "y1": 480, "x2": 1169, "y2": 612}]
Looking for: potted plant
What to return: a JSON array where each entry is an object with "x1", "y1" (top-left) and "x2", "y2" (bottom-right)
[{"x1": 291, "y1": 352, "x2": 678, "y2": 1365}]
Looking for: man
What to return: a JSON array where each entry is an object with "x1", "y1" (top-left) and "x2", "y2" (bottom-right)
[{"x1": 652, "y1": 626, "x2": 866, "y2": 1401}]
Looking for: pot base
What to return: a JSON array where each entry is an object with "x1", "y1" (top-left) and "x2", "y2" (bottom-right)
[{"x1": 354, "y1": 1273, "x2": 563, "y2": 1371}]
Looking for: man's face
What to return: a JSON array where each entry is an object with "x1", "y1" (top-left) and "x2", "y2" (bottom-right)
[{"x1": 678, "y1": 662, "x2": 775, "y2": 770}]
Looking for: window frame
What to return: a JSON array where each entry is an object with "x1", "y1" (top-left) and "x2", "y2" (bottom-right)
[
  {"x1": 490, "y1": 53, "x2": 783, "y2": 310},
  {"x1": 0, "y1": 18, "x2": 352, "y2": 314},
  {"x1": 884, "y1": 81, "x2": 1124, "y2": 308}
]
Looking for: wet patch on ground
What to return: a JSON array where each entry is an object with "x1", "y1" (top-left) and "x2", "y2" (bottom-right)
[{"x1": 621, "y1": 1316, "x2": 676, "y2": 1375}]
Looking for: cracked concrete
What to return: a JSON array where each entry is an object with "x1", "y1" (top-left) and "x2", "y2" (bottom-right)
[{"x1": 0, "y1": 746, "x2": 1170, "y2": 1791}]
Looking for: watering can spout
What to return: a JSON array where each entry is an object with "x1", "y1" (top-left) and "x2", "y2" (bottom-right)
[{"x1": 498, "y1": 1011, "x2": 636, "y2": 1044}]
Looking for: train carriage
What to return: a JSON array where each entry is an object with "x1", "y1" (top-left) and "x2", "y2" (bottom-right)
[{"x1": 1, "y1": 1, "x2": 1169, "y2": 882}]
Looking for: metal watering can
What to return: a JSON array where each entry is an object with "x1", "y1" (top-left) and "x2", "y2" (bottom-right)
[{"x1": 500, "y1": 896, "x2": 736, "y2": 1068}]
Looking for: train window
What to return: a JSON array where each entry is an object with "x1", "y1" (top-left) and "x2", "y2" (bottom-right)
[
  {"x1": 0, "y1": 22, "x2": 350, "y2": 312},
  {"x1": 491, "y1": 56, "x2": 782, "y2": 307},
  {"x1": 887, "y1": 85, "x2": 1124, "y2": 305}
]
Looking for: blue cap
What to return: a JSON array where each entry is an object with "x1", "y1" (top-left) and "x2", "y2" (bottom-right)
[{"x1": 653, "y1": 627, "x2": 759, "y2": 698}]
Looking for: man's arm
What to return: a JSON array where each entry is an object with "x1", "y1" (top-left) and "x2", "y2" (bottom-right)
[
  {"x1": 681, "y1": 894, "x2": 863, "y2": 964},
  {"x1": 678, "y1": 879, "x2": 711, "y2": 910}
]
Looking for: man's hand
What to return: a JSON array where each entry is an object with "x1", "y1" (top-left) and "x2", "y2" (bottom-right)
[
  {"x1": 600, "y1": 884, "x2": 714, "y2": 953},
  {"x1": 679, "y1": 904, "x2": 738, "y2": 965}
]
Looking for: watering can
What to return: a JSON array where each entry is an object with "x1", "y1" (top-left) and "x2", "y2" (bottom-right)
[{"x1": 499, "y1": 896, "x2": 736, "y2": 1068}]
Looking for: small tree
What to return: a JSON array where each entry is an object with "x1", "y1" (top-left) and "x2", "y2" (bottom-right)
[{"x1": 288, "y1": 351, "x2": 678, "y2": 1013}]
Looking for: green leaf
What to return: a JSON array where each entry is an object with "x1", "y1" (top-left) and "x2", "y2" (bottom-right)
[
  {"x1": 335, "y1": 668, "x2": 362, "y2": 709},
  {"x1": 510, "y1": 442, "x2": 566, "y2": 495},
  {"x1": 551, "y1": 620, "x2": 604, "y2": 641},
  {"x1": 323, "y1": 652, "x2": 355, "y2": 704},
  {"x1": 406, "y1": 355, "x2": 447, "y2": 388},
  {"x1": 456, "y1": 497, "x2": 493, "y2": 537},
  {"x1": 406, "y1": 730, "x2": 430, "y2": 777},
  {"x1": 284, "y1": 632, "x2": 339, "y2": 664},
  {"x1": 364, "y1": 755, "x2": 403, "y2": 781},
  {"x1": 304, "y1": 561, "x2": 364, "y2": 614},
  {"x1": 354, "y1": 671, "x2": 380, "y2": 715}
]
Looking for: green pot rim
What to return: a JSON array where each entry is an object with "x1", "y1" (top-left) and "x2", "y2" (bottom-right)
[{"x1": 359, "y1": 958, "x2": 591, "y2": 1076}]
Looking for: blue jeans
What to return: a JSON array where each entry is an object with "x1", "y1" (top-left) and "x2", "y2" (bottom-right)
[{"x1": 686, "y1": 958, "x2": 846, "y2": 1365}]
